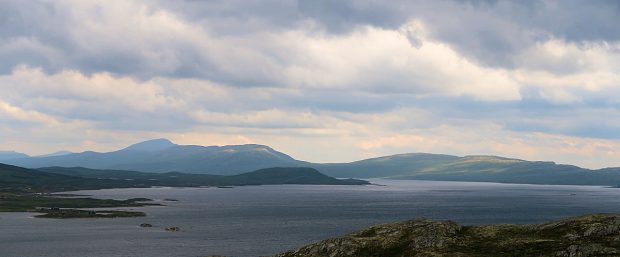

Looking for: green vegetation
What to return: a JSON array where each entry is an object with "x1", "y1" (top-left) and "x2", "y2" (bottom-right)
[
  {"x1": 0, "y1": 163, "x2": 159, "y2": 218},
  {"x1": 316, "y1": 153, "x2": 460, "y2": 178},
  {"x1": 38, "y1": 166, "x2": 369, "y2": 188},
  {"x1": 0, "y1": 194, "x2": 155, "y2": 212},
  {"x1": 275, "y1": 214, "x2": 620, "y2": 257},
  {"x1": 223, "y1": 167, "x2": 368, "y2": 185},
  {"x1": 0, "y1": 163, "x2": 117, "y2": 193},
  {"x1": 0, "y1": 163, "x2": 367, "y2": 193},
  {"x1": 0, "y1": 193, "x2": 155, "y2": 218},
  {"x1": 393, "y1": 156, "x2": 620, "y2": 186}
]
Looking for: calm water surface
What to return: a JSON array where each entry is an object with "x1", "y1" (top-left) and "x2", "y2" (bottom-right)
[{"x1": 3, "y1": 179, "x2": 620, "y2": 257}]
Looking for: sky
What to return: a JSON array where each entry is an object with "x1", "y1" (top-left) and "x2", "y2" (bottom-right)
[{"x1": 0, "y1": 0, "x2": 619, "y2": 168}]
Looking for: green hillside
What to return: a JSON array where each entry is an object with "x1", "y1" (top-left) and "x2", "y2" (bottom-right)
[
  {"x1": 226, "y1": 167, "x2": 367, "y2": 185},
  {"x1": 0, "y1": 163, "x2": 132, "y2": 192},
  {"x1": 39, "y1": 166, "x2": 368, "y2": 187},
  {"x1": 317, "y1": 155, "x2": 620, "y2": 186},
  {"x1": 314, "y1": 153, "x2": 459, "y2": 178}
]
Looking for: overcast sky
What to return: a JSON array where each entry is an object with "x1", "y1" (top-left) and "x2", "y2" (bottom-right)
[{"x1": 1, "y1": 0, "x2": 619, "y2": 168}]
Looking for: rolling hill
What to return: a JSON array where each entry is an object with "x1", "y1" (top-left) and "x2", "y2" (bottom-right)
[
  {"x1": 314, "y1": 153, "x2": 460, "y2": 178},
  {"x1": 0, "y1": 163, "x2": 129, "y2": 192},
  {"x1": 384, "y1": 156, "x2": 620, "y2": 185},
  {"x1": 316, "y1": 155, "x2": 620, "y2": 185},
  {"x1": 39, "y1": 166, "x2": 368, "y2": 187},
  {"x1": 0, "y1": 164, "x2": 366, "y2": 193}
]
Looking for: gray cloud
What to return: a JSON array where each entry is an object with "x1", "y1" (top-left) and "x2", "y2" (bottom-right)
[
  {"x1": 294, "y1": 0, "x2": 620, "y2": 68},
  {"x1": 1, "y1": 0, "x2": 618, "y2": 77},
  {"x1": 1, "y1": 0, "x2": 620, "y2": 167}
]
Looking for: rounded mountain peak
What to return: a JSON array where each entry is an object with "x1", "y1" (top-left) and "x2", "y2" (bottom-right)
[{"x1": 123, "y1": 138, "x2": 177, "y2": 152}]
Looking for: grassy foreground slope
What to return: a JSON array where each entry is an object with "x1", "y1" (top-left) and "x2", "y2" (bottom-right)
[{"x1": 275, "y1": 214, "x2": 620, "y2": 257}]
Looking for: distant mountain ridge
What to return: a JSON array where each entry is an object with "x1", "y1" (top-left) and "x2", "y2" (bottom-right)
[
  {"x1": 35, "y1": 151, "x2": 73, "y2": 158},
  {"x1": 4, "y1": 139, "x2": 302, "y2": 175},
  {"x1": 0, "y1": 151, "x2": 29, "y2": 161},
  {"x1": 3, "y1": 138, "x2": 620, "y2": 186}
]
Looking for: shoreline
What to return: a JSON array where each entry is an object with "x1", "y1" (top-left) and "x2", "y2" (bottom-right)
[{"x1": 0, "y1": 192, "x2": 159, "y2": 218}]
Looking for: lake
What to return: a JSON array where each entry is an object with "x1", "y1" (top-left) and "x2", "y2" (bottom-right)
[{"x1": 3, "y1": 179, "x2": 620, "y2": 257}]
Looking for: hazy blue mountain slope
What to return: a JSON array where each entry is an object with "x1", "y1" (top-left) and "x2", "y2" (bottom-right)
[
  {"x1": 0, "y1": 151, "x2": 29, "y2": 161},
  {"x1": 107, "y1": 144, "x2": 303, "y2": 174},
  {"x1": 35, "y1": 151, "x2": 73, "y2": 158},
  {"x1": 5, "y1": 140, "x2": 304, "y2": 175},
  {"x1": 7, "y1": 150, "x2": 153, "y2": 170},
  {"x1": 121, "y1": 138, "x2": 176, "y2": 152}
]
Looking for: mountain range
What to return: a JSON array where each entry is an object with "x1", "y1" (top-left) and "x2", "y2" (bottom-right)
[
  {"x1": 4, "y1": 139, "x2": 301, "y2": 175},
  {"x1": 3, "y1": 138, "x2": 620, "y2": 186}
]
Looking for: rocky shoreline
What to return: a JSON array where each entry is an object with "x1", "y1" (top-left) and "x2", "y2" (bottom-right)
[{"x1": 274, "y1": 214, "x2": 620, "y2": 257}]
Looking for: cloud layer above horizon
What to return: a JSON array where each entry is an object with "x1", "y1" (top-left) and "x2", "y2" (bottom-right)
[{"x1": 1, "y1": 0, "x2": 620, "y2": 168}]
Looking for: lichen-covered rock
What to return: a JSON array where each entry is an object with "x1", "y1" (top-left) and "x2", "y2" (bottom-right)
[
  {"x1": 555, "y1": 244, "x2": 619, "y2": 257},
  {"x1": 275, "y1": 214, "x2": 620, "y2": 257},
  {"x1": 165, "y1": 226, "x2": 180, "y2": 232},
  {"x1": 276, "y1": 219, "x2": 460, "y2": 257}
]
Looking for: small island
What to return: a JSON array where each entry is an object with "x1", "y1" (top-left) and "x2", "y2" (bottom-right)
[
  {"x1": 0, "y1": 193, "x2": 156, "y2": 218},
  {"x1": 35, "y1": 208, "x2": 146, "y2": 219}
]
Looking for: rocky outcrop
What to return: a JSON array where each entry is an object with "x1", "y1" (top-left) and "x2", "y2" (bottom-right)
[
  {"x1": 275, "y1": 214, "x2": 620, "y2": 257},
  {"x1": 165, "y1": 227, "x2": 180, "y2": 232}
]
